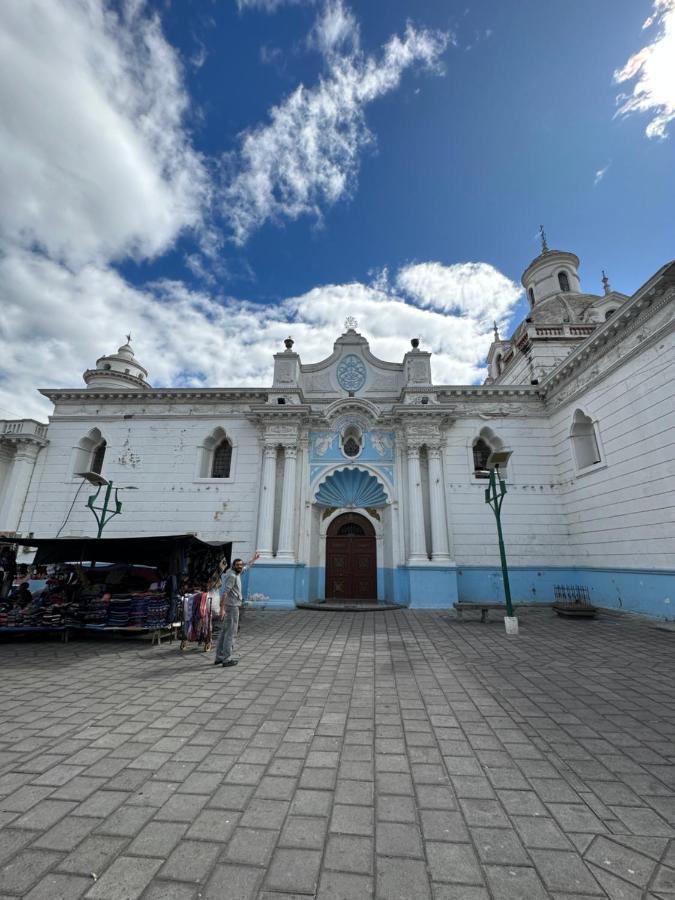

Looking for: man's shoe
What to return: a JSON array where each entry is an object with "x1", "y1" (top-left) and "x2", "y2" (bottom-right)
[
  {"x1": 213, "y1": 660, "x2": 221, "y2": 665},
  {"x1": 222, "y1": 659, "x2": 238, "y2": 667}
]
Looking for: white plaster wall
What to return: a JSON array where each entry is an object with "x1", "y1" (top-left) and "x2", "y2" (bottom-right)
[
  {"x1": 548, "y1": 335, "x2": 675, "y2": 570},
  {"x1": 18, "y1": 411, "x2": 262, "y2": 558},
  {"x1": 442, "y1": 417, "x2": 569, "y2": 567}
]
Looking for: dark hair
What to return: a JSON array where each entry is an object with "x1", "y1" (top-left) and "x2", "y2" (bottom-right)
[{"x1": 233, "y1": 558, "x2": 244, "y2": 567}]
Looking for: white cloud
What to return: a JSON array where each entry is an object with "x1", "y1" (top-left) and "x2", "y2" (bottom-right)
[
  {"x1": 237, "y1": 0, "x2": 314, "y2": 12},
  {"x1": 395, "y1": 262, "x2": 521, "y2": 328},
  {"x1": 223, "y1": 17, "x2": 449, "y2": 243},
  {"x1": 593, "y1": 162, "x2": 611, "y2": 186},
  {"x1": 0, "y1": 0, "x2": 209, "y2": 267},
  {"x1": 0, "y1": 250, "x2": 521, "y2": 421},
  {"x1": 614, "y1": 0, "x2": 675, "y2": 138},
  {"x1": 308, "y1": 0, "x2": 359, "y2": 56}
]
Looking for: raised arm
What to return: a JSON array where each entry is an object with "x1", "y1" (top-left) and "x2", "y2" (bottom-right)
[{"x1": 247, "y1": 551, "x2": 261, "y2": 568}]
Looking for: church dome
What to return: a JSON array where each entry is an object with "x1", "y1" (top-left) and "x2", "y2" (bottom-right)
[
  {"x1": 521, "y1": 230, "x2": 583, "y2": 308},
  {"x1": 83, "y1": 337, "x2": 151, "y2": 391}
]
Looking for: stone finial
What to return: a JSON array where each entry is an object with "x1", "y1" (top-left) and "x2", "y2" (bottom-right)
[
  {"x1": 411, "y1": 337, "x2": 420, "y2": 349},
  {"x1": 284, "y1": 336, "x2": 294, "y2": 350},
  {"x1": 539, "y1": 224, "x2": 549, "y2": 254},
  {"x1": 344, "y1": 316, "x2": 358, "y2": 331},
  {"x1": 602, "y1": 270, "x2": 611, "y2": 295},
  {"x1": 493, "y1": 321, "x2": 500, "y2": 342}
]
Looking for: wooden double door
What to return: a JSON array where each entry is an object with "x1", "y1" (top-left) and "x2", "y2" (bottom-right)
[{"x1": 325, "y1": 513, "x2": 377, "y2": 601}]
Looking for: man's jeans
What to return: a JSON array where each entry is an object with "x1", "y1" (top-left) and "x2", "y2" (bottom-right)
[{"x1": 215, "y1": 605, "x2": 239, "y2": 663}]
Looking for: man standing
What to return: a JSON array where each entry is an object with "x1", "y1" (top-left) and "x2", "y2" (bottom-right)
[{"x1": 214, "y1": 551, "x2": 260, "y2": 667}]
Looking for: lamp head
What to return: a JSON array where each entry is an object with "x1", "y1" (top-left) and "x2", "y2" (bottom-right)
[
  {"x1": 76, "y1": 471, "x2": 109, "y2": 486},
  {"x1": 486, "y1": 449, "x2": 513, "y2": 469}
]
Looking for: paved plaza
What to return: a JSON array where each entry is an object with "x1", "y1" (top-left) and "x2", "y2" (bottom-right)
[{"x1": 0, "y1": 609, "x2": 674, "y2": 900}]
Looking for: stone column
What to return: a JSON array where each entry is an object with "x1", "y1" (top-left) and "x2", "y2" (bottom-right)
[
  {"x1": 427, "y1": 445, "x2": 451, "y2": 563},
  {"x1": 0, "y1": 442, "x2": 41, "y2": 533},
  {"x1": 276, "y1": 445, "x2": 297, "y2": 560},
  {"x1": 256, "y1": 444, "x2": 278, "y2": 558},
  {"x1": 406, "y1": 445, "x2": 427, "y2": 562}
]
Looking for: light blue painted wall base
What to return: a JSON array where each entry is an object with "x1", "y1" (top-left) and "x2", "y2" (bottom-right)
[
  {"x1": 246, "y1": 562, "x2": 674, "y2": 619},
  {"x1": 456, "y1": 566, "x2": 675, "y2": 620},
  {"x1": 245, "y1": 564, "x2": 306, "y2": 609},
  {"x1": 404, "y1": 566, "x2": 459, "y2": 609}
]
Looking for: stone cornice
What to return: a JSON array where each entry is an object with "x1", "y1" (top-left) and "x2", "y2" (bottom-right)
[
  {"x1": 541, "y1": 275, "x2": 675, "y2": 402},
  {"x1": 40, "y1": 388, "x2": 270, "y2": 403}
]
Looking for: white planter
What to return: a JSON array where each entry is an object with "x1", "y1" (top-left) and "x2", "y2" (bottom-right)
[{"x1": 504, "y1": 616, "x2": 519, "y2": 635}]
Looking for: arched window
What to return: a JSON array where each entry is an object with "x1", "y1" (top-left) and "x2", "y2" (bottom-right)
[
  {"x1": 472, "y1": 438, "x2": 492, "y2": 479},
  {"x1": 337, "y1": 522, "x2": 365, "y2": 536},
  {"x1": 73, "y1": 428, "x2": 107, "y2": 476},
  {"x1": 604, "y1": 308, "x2": 616, "y2": 320},
  {"x1": 558, "y1": 271, "x2": 570, "y2": 292},
  {"x1": 570, "y1": 410, "x2": 601, "y2": 470},
  {"x1": 471, "y1": 427, "x2": 506, "y2": 480},
  {"x1": 199, "y1": 427, "x2": 235, "y2": 479},
  {"x1": 211, "y1": 439, "x2": 232, "y2": 478},
  {"x1": 528, "y1": 287, "x2": 535, "y2": 306},
  {"x1": 91, "y1": 441, "x2": 106, "y2": 475},
  {"x1": 341, "y1": 424, "x2": 363, "y2": 458}
]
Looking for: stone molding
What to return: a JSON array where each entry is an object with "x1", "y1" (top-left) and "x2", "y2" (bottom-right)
[{"x1": 543, "y1": 285, "x2": 674, "y2": 409}]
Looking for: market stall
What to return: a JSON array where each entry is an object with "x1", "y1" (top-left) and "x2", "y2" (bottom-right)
[{"x1": 0, "y1": 535, "x2": 231, "y2": 644}]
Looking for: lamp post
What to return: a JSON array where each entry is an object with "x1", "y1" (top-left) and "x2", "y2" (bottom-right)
[
  {"x1": 76, "y1": 472, "x2": 138, "y2": 538},
  {"x1": 483, "y1": 449, "x2": 517, "y2": 632}
]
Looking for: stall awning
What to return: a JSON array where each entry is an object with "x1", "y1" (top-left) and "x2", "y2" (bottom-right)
[{"x1": 4, "y1": 535, "x2": 231, "y2": 570}]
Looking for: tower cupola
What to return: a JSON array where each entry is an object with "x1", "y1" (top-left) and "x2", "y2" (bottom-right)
[
  {"x1": 521, "y1": 227, "x2": 582, "y2": 308},
  {"x1": 83, "y1": 336, "x2": 151, "y2": 391}
]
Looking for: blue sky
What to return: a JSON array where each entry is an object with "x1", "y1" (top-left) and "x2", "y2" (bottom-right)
[{"x1": 1, "y1": 0, "x2": 673, "y2": 418}]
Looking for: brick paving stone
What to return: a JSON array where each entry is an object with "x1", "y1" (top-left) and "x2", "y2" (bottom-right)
[
  {"x1": 281, "y1": 815, "x2": 329, "y2": 848},
  {"x1": 153, "y1": 793, "x2": 208, "y2": 822},
  {"x1": 223, "y1": 827, "x2": 279, "y2": 866},
  {"x1": 426, "y1": 841, "x2": 484, "y2": 885},
  {"x1": 0, "y1": 849, "x2": 62, "y2": 895},
  {"x1": 317, "y1": 870, "x2": 374, "y2": 899},
  {"x1": 24, "y1": 872, "x2": 92, "y2": 899},
  {"x1": 13, "y1": 798, "x2": 76, "y2": 830},
  {"x1": 127, "y1": 821, "x2": 188, "y2": 857},
  {"x1": 57, "y1": 835, "x2": 128, "y2": 875},
  {"x1": 85, "y1": 855, "x2": 163, "y2": 899},
  {"x1": 528, "y1": 849, "x2": 604, "y2": 894},
  {"x1": 141, "y1": 881, "x2": 197, "y2": 900},
  {"x1": 484, "y1": 864, "x2": 549, "y2": 899},
  {"x1": 0, "y1": 829, "x2": 38, "y2": 865},
  {"x1": 324, "y1": 833, "x2": 373, "y2": 874},
  {"x1": 159, "y1": 839, "x2": 222, "y2": 882},
  {"x1": 376, "y1": 821, "x2": 424, "y2": 858},
  {"x1": 375, "y1": 856, "x2": 431, "y2": 900},
  {"x1": 33, "y1": 815, "x2": 102, "y2": 851},
  {"x1": 265, "y1": 848, "x2": 322, "y2": 893}
]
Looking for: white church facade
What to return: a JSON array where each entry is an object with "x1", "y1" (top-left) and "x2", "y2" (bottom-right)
[{"x1": 1, "y1": 243, "x2": 674, "y2": 617}]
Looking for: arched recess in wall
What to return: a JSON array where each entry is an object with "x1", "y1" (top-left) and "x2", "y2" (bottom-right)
[
  {"x1": 199, "y1": 427, "x2": 234, "y2": 478},
  {"x1": 471, "y1": 426, "x2": 505, "y2": 480},
  {"x1": 570, "y1": 409, "x2": 602, "y2": 471},
  {"x1": 73, "y1": 428, "x2": 106, "y2": 475},
  {"x1": 558, "y1": 271, "x2": 571, "y2": 292}
]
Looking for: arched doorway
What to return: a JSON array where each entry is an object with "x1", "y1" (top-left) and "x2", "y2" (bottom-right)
[{"x1": 325, "y1": 512, "x2": 377, "y2": 601}]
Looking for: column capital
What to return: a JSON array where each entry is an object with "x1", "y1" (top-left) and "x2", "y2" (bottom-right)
[
  {"x1": 406, "y1": 445, "x2": 421, "y2": 459},
  {"x1": 263, "y1": 443, "x2": 278, "y2": 457},
  {"x1": 426, "y1": 444, "x2": 443, "y2": 459},
  {"x1": 281, "y1": 444, "x2": 298, "y2": 459}
]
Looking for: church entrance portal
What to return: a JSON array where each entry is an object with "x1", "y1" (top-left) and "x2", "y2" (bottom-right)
[{"x1": 325, "y1": 513, "x2": 377, "y2": 601}]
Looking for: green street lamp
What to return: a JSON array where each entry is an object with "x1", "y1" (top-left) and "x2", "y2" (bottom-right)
[
  {"x1": 483, "y1": 449, "x2": 517, "y2": 629},
  {"x1": 76, "y1": 472, "x2": 138, "y2": 538}
]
